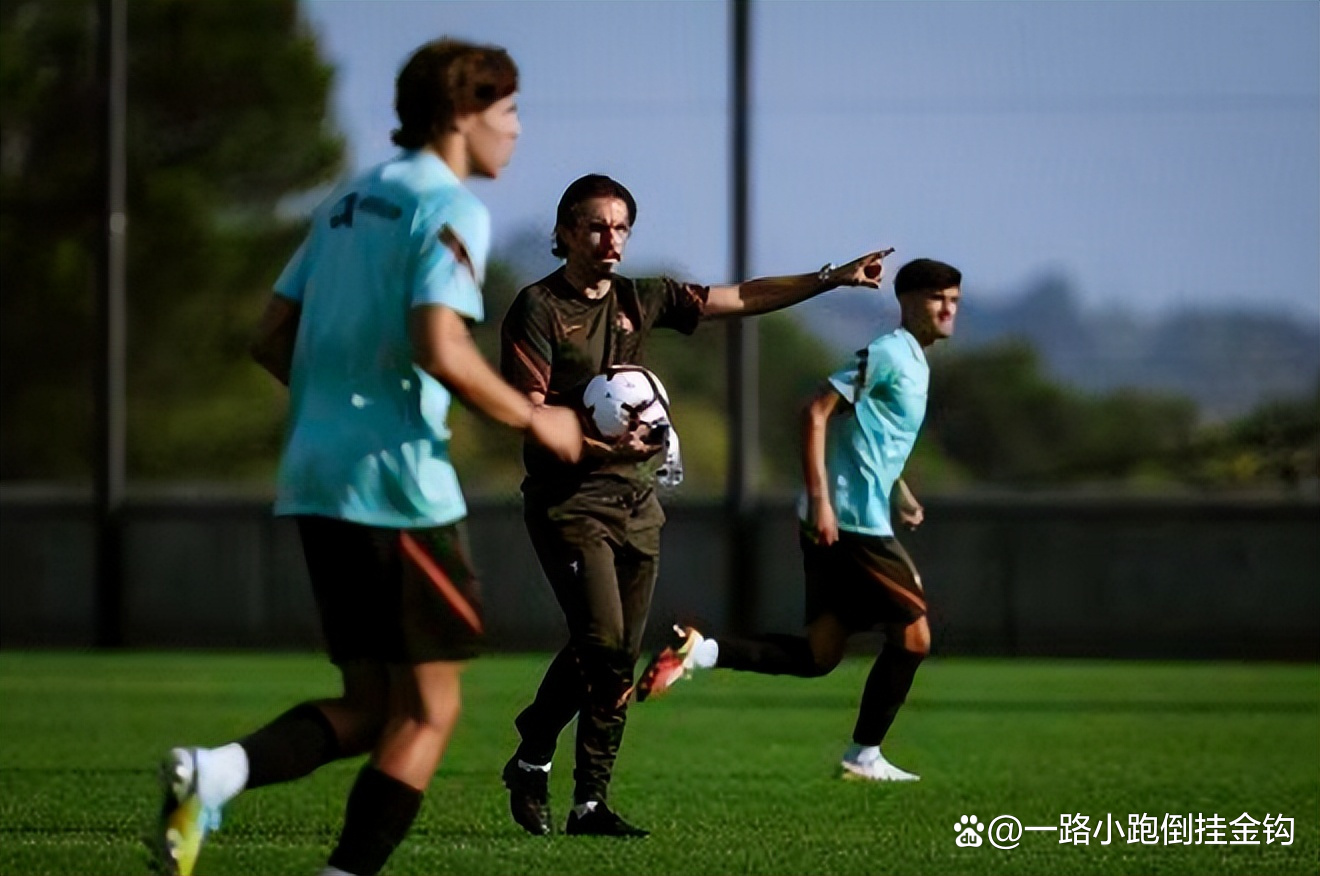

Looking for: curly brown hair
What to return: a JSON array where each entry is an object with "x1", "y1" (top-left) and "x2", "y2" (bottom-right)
[{"x1": 391, "y1": 39, "x2": 518, "y2": 150}]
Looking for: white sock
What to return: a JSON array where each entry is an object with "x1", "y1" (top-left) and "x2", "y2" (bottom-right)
[
  {"x1": 691, "y1": 637, "x2": 719, "y2": 669},
  {"x1": 572, "y1": 800, "x2": 599, "y2": 818},
  {"x1": 517, "y1": 759, "x2": 551, "y2": 772},
  {"x1": 315, "y1": 868, "x2": 359, "y2": 876},
  {"x1": 844, "y1": 744, "x2": 881, "y2": 765},
  {"x1": 195, "y1": 743, "x2": 249, "y2": 808}
]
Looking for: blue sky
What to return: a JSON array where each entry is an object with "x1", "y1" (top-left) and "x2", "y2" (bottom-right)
[{"x1": 302, "y1": 0, "x2": 1319, "y2": 324}]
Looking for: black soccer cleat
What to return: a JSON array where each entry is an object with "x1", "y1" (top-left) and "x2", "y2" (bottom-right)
[
  {"x1": 565, "y1": 803, "x2": 650, "y2": 838},
  {"x1": 502, "y1": 756, "x2": 552, "y2": 836}
]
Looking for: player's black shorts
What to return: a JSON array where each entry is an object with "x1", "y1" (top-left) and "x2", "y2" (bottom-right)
[
  {"x1": 800, "y1": 526, "x2": 926, "y2": 629},
  {"x1": 295, "y1": 515, "x2": 483, "y2": 665}
]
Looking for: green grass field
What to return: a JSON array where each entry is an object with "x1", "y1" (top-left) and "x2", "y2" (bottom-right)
[{"x1": 0, "y1": 652, "x2": 1316, "y2": 876}]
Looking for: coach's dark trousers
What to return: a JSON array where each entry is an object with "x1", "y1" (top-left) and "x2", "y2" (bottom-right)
[{"x1": 512, "y1": 479, "x2": 663, "y2": 805}]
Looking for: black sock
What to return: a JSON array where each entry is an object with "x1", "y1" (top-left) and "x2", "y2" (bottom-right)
[
  {"x1": 715, "y1": 634, "x2": 827, "y2": 677},
  {"x1": 853, "y1": 646, "x2": 924, "y2": 746},
  {"x1": 328, "y1": 765, "x2": 423, "y2": 876},
  {"x1": 239, "y1": 703, "x2": 341, "y2": 789}
]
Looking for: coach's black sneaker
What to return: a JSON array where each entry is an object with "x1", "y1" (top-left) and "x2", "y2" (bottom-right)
[
  {"x1": 502, "y1": 756, "x2": 552, "y2": 836},
  {"x1": 565, "y1": 802, "x2": 650, "y2": 837}
]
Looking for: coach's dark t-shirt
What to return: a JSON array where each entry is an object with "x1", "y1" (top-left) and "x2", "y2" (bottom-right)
[{"x1": 501, "y1": 267, "x2": 707, "y2": 501}]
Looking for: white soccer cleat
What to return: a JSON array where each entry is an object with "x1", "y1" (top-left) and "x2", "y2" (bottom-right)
[{"x1": 840, "y1": 745, "x2": 920, "y2": 782}]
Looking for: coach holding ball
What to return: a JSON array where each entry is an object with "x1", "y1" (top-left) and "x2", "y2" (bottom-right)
[{"x1": 498, "y1": 173, "x2": 890, "y2": 837}]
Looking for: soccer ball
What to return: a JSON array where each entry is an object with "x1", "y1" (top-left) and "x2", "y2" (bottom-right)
[{"x1": 581, "y1": 365, "x2": 671, "y2": 440}]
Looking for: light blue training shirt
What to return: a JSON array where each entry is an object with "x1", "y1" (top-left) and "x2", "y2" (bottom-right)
[
  {"x1": 272, "y1": 150, "x2": 489, "y2": 528},
  {"x1": 800, "y1": 327, "x2": 929, "y2": 537}
]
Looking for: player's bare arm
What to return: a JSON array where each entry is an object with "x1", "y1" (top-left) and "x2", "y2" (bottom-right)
[
  {"x1": 412, "y1": 305, "x2": 582, "y2": 462},
  {"x1": 522, "y1": 395, "x2": 652, "y2": 469},
  {"x1": 894, "y1": 477, "x2": 924, "y2": 530},
  {"x1": 703, "y1": 248, "x2": 894, "y2": 319},
  {"x1": 802, "y1": 383, "x2": 844, "y2": 545},
  {"x1": 249, "y1": 294, "x2": 302, "y2": 386},
  {"x1": 524, "y1": 387, "x2": 660, "y2": 465},
  {"x1": 581, "y1": 426, "x2": 665, "y2": 463}
]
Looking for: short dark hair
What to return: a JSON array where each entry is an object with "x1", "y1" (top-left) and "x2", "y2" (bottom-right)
[
  {"x1": 551, "y1": 174, "x2": 638, "y2": 258},
  {"x1": 391, "y1": 39, "x2": 518, "y2": 150},
  {"x1": 894, "y1": 258, "x2": 962, "y2": 296}
]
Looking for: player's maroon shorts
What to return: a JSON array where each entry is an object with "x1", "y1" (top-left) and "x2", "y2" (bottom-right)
[
  {"x1": 296, "y1": 515, "x2": 483, "y2": 664},
  {"x1": 800, "y1": 526, "x2": 926, "y2": 629}
]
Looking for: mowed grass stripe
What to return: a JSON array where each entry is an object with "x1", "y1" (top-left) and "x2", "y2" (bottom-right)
[{"x1": 0, "y1": 652, "x2": 1315, "y2": 875}]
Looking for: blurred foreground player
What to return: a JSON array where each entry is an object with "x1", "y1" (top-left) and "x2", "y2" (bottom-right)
[
  {"x1": 637, "y1": 258, "x2": 962, "y2": 783},
  {"x1": 152, "y1": 39, "x2": 579, "y2": 876}
]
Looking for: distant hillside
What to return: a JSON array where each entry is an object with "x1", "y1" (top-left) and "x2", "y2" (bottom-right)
[{"x1": 797, "y1": 274, "x2": 1320, "y2": 422}]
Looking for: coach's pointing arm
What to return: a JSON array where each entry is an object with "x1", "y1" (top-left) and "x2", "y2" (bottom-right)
[{"x1": 701, "y1": 249, "x2": 893, "y2": 319}]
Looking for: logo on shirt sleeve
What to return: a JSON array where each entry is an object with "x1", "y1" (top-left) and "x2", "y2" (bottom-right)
[
  {"x1": 854, "y1": 347, "x2": 870, "y2": 393},
  {"x1": 438, "y1": 224, "x2": 478, "y2": 284}
]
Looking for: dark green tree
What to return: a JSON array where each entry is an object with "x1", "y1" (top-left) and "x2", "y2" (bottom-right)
[
  {"x1": 1185, "y1": 380, "x2": 1320, "y2": 488},
  {"x1": 926, "y1": 342, "x2": 1198, "y2": 486},
  {"x1": 0, "y1": 0, "x2": 343, "y2": 481}
]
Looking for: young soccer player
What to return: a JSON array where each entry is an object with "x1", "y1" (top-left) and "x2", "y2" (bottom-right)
[
  {"x1": 637, "y1": 258, "x2": 962, "y2": 783},
  {"x1": 498, "y1": 172, "x2": 893, "y2": 836},
  {"x1": 152, "y1": 39, "x2": 580, "y2": 876}
]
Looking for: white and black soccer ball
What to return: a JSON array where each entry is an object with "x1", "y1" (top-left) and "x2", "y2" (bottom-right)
[{"x1": 581, "y1": 365, "x2": 671, "y2": 440}]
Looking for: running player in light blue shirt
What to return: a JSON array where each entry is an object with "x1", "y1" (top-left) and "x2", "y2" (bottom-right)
[
  {"x1": 638, "y1": 258, "x2": 962, "y2": 786},
  {"x1": 820, "y1": 322, "x2": 931, "y2": 537},
  {"x1": 271, "y1": 147, "x2": 493, "y2": 527},
  {"x1": 155, "y1": 39, "x2": 580, "y2": 876}
]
